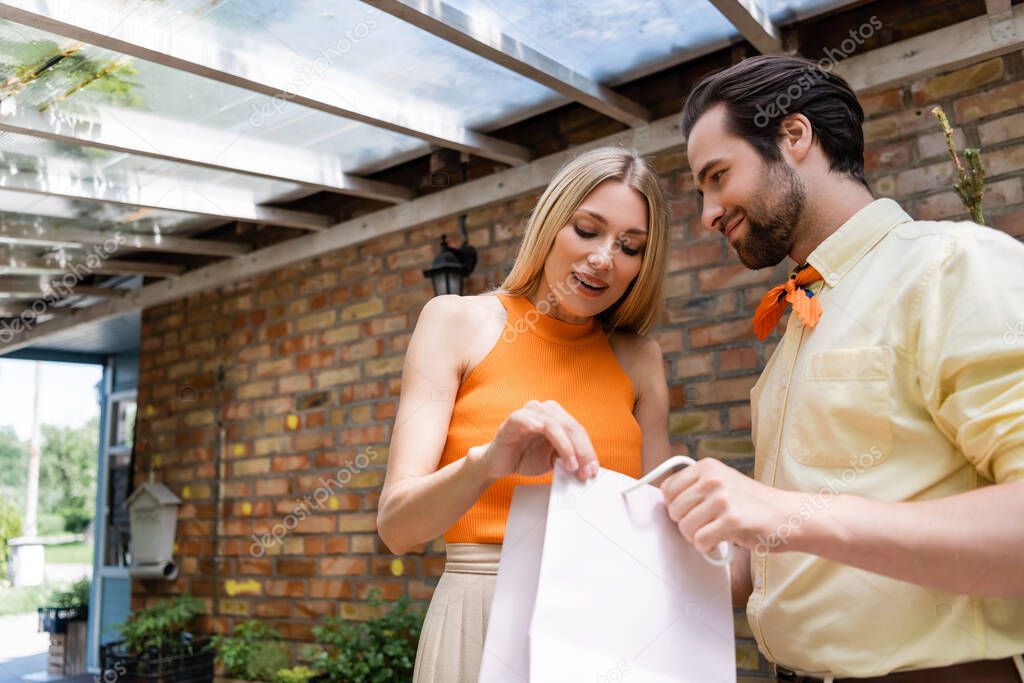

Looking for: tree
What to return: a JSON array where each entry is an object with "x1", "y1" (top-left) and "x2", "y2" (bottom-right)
[
  {"x1": 38, "y1": 418, "x2": 99, "y2": 534},
  {"x1": 0, "y1": 426, "x2": 28, "y2": 509}
]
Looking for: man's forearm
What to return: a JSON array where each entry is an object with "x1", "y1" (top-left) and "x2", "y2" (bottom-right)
[{"x1": 788, "y1": 481, "x2": 1024, "y2": 597}]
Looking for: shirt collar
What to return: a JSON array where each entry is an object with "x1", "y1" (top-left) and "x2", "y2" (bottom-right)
[{"x1": 806, "y1": 198, "x2": 913, "y2": 288}]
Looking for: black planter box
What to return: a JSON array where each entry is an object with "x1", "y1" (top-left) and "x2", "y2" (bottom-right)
[
  {"x1": 38, "y1": 606, "x2": 88, "y2": 634},
  {"x1": 100, "y1": 637, "x2": 215, "y2": 683}
]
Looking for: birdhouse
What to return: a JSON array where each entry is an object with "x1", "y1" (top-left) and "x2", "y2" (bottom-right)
[{"x1": 123, "y1": 482, "x2": 181, "y2": 580}]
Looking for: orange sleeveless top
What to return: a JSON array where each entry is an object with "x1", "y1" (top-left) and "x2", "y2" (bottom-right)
[{"x1": 439, "y1": 293, "x2": 643, "y2": 544}]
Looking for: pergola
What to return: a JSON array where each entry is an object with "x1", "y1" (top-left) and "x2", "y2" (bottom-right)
[{"x1": 0, "y1": 0, "x2": 1021, "y2": 356}]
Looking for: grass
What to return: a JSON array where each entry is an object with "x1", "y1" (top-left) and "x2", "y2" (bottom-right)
[
  {"x1": 44, "y1": 541, "x2": 93, "y2": 565},
  {"x1": 0, "y1": 580, "x2": 64, "y2": 616}
]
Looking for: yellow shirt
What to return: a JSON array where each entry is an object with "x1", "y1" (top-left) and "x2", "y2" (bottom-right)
[{"x1": 748, "y1": 198, "x2": 1024, "y2": 677}]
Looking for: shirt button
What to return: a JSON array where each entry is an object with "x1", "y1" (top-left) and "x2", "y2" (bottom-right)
[
  {"x1": 780, "y1": 377, "x2": 788, "y2": 388},
  {"x1": 754, "y1": 575, "x2": 764, "y2": 588}
]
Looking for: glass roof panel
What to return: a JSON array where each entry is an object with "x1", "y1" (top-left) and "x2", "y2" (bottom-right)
[
  {"x1": 1, "y1": 0, "x2": 868, "y2": 189},
  {"x1": 0, "y1": 130, "x2": 302, "y2": 201},
  {"x1": 0, "y1": 187, "x2": 210, "y2": 235},
  {"x1": 441, "y1": 0, "x2": 739, "y2": 85},
  {"x1": 0, "y1": 15, "x2": 430, "y2": 176},
  {"x1": 764, "y1": 0, "x2": 862, "y2": 24}
]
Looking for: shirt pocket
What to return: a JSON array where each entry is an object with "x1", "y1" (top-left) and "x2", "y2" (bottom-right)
[{"x1": 787, "y1": 347, "x2": 895, "y2": 468}]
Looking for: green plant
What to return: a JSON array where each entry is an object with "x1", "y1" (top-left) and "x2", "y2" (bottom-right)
[
  {"x1": 931, "y1": 106, "x2": 987, "y2": 224},
  {"x1": 0, "y1": 581, "x2": 62, "y2": 617},
  {"x1": 49, "y1": 577, "x2": 90, "y2": 610},
  {"x1": 211, "y1": 620, "x2": 290, "y2": 681},
  {"x1": 304, "y1": 590, "x2": 424, "y2": 683},
  {"x1": 0, "y1": 496, "x2": 22, "y2": 579},
  {"x1": 274, "y1": 666, "x2": 317, "y2": 683},
  {"x1": 117, "y1": 593, "x2": 205, "y2": 658},
  {"x1": 0, "y1": 39, "x2": 141, "y2": 109}
]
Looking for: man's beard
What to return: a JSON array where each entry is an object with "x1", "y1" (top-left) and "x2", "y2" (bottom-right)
[{"x1": 728, "y1": 162, "x2": 806, "y2": 270}]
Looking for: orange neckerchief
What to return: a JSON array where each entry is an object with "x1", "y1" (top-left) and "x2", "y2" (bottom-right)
[{"x1": 753, "y1": 264, "x2": 824, "y2": 340}]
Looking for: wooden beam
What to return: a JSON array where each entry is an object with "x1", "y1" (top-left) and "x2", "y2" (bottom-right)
[
  {"x1": 986, "y1": 0, "x2": 1012, "y2": 15},
  {"x1": 365, "y1": 0, "x2": 649, "y2": 127},
  {"x1": 0, "y1": 0, "x2": 532, "y2": 166},
  {"x1": 835, "y1": 4, "x2": 1024, "y2": 93},
  {"x1": 707, "y1": 0, "x2": 783, "y2": 55}
]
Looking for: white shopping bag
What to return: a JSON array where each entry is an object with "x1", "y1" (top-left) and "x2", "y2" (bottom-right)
[{"x1": 480, "y1": 463, "x2": 736, "y2": 683}]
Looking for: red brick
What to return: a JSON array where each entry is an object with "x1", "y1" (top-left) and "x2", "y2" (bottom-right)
[
  {"x1": 698, "y1": 264, "x2": 772, "y2": 292},
  {"x1": 309, "y1": 579, "x2": 353, "y2": 599},
  {"x1": 320, "y1": 557, "x2": 368, "y2": 576},
  {"x1": 326, "y1": 536, "x2": 351, "y2": 554},
  {"x1": 265, "y1": 580, "x2": 305, "y2": 597},
  {"x1": 864, "y1": 141, "x2": 912, "y2": 174},
  {"x1": 296, "y1": 350, "x2": 335, "y2": 371},
  {"x1": 291, "y1": 600, "x2": 335, "y2": 619},
  {"x1": 277, "y1": 559, "x2": 316, "y2": 577},
  {"x1": 252, "y1": 601, "x2": 291, "y2": 618},
  {"x1": 689, "y1": 320, "x2": 755, "y2": 348},
  {"x1": 254, "y1": 478, "x2": 290, "y2": 496},
  {"x1": 984, "y1": 144, "x2": 1024, "y2": 177},
  {"x1": 271, "y1": 454, "x2": 311, "y2": 472},
  {"x1": 365, "y1": 315, "x2": 407, "y2": 336},
  {"x1": 911, "y1": 57, "x2": 1004, "y2": 106},
  {"x1": 862, "y1": 108, "x2": 934, "y2": 144},
  {"x1": 979, "y1": 112, "x2": 1024, "y2": 146},
  {"x1": 954, "y1": 80, "x2": 1024, "y2": 123},
  {"x1": 719, "y1": 347, "x2": 759, "y2": 372},
  {"x1": 671, "y1": 352, "x2": 711, "y2": 379},
  {"x1": 373, "y1": 401, "x2": 397, "y2": 420},
  {"x1": 993, "y1": 207, "x2": 1024, "y2": 237},
  {"x1": 668, "y1": 241, "x2": 722, "y2": 272},
  {"x1": 292, "y1": 516, "x2": 334, "y2": 534},
  {"x1": 729, "y1": 405, "x2": 752, "y2": 430},
  {"x1": 859, "y1": 88, "x2": 903, "y2": 117}
]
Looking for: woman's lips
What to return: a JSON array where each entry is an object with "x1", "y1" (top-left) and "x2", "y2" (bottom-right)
[{"x1": 571, "y1": 272, "x2": 608, "y2": 298}]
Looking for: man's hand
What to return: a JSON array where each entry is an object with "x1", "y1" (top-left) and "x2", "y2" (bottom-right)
[{"x1": 661, "y1": 458, "x2": 799, "y2": 555}]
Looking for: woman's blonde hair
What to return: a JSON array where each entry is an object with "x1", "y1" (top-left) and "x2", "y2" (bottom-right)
[{"x1": 500, "y1": 146, "x2": 669, "y2": 335}]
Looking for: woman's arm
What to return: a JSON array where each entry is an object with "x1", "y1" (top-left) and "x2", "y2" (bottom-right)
[
  {"x1": 377, "y1": 296, "x2": 600, "y2": 555},
  {"x1": 631, "y1": 335, "x2": 671, "y2": 475},
  {"x1": 377, "y1": 296, "x2": 486, "y2": 555}
]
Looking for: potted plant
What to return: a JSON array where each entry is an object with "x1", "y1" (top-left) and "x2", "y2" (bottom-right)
[
  {"x1": 303, "y1": 590, "x2": 424, "y2": 683},
  {"x1": 38, "y1": 576, "x2": 90, "y2": 633},
  {"x1": 211, "y1": 621, "x2": 289, "y2": 683},
  {"x1": 101, "y1": 593, "x2": 215, "y2": 683},
  {"x1": 273, "y1": 666, "x2": 318, "y2": 683},
  {"x1": 38, "y1": 577, "x2": 90, "y2": 676}
]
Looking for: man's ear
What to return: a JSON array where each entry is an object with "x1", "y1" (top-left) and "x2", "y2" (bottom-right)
[{"x1": 778, "y1": 113, "x2": 813, "y2": 163}]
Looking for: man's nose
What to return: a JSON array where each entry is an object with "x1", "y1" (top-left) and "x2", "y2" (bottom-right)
[{"x1": 702, "y1": 197, "x2": 725, "y2": 232}]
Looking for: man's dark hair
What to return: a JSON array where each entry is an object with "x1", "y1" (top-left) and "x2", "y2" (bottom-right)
[{"x1": 681, "y1": 55, "x2": 868, "y2": 188}]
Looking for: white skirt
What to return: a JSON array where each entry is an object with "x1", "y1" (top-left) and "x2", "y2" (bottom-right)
[{"x1": 413, "y1": 543, "x2": 501, "y2": 683}]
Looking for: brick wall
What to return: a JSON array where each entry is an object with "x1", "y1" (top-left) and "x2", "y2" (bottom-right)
[{"x1": 132, "y1": 48, "x2": 1024, "y2": 680}]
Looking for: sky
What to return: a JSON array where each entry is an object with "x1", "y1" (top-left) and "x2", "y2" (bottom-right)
[{"x1": 0, "y1": 358, "x2": 103, "y2": 440}]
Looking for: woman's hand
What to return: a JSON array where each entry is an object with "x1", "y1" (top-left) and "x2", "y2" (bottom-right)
[{"x1": 469, "y1": 399, "x2": 600, "y2": 482}]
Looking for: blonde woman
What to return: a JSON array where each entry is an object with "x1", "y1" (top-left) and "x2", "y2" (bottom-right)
[{"x1": 377, "y1": 146, "x2": 672, "y2": 681}]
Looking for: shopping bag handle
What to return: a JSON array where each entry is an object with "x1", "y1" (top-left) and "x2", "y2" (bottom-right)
[{"x1": 621, "y1": 455, "x2": 734, "y2": 568}]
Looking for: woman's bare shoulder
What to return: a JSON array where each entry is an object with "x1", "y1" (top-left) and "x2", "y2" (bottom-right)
[
  {"x1": 608, "y1": 330, "x2": 665, "y2": 377},
  {"x1": 415, "y1": 292, "x2": 506, "y2": 333}
]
